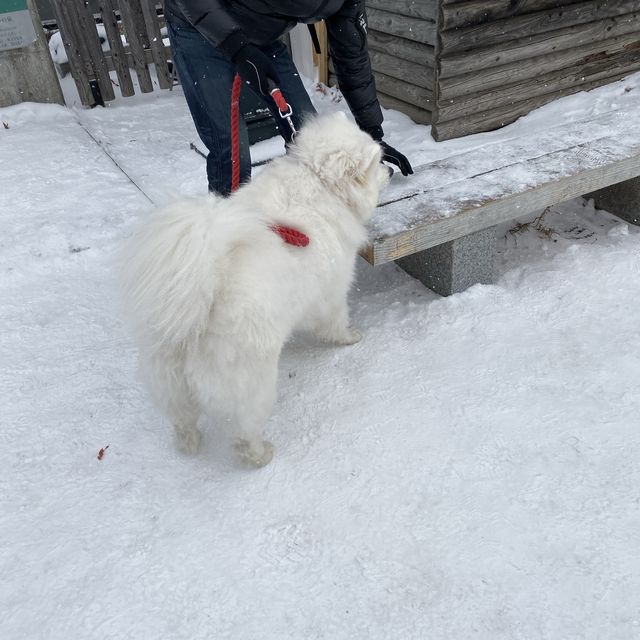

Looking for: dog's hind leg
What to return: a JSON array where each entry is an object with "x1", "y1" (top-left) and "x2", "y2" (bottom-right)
[
  {"x1": 194, "y1": 348, "x2": 278, "y2": 468},
  {"x1": 143, "y1": 351, "x2": 202, "y2": 454},
  {"x1": 165, "y1": 387, "x2": 202, "y2": 455}
]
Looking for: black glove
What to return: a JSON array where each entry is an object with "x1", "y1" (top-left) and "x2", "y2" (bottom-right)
[
  {"x1": 232, "y1": 44, "x2": 281, "y2": 97},
  {"x1": 379, "y1": 140, "x2": 414, "y2": 177}
]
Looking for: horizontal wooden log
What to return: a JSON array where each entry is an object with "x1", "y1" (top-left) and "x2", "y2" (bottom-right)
[
  {"x1": 378, "y1": 92, "x2": 431, "y2": 124},
  {"x1": 373, "y1": 71, "x2": 433, "y2": 109},
  {"x1": 329, "y1": 70, "x2": 432, "y2": 122},
  {"x1": 370, "y1": 50, "x2": 434, "y2": 89},
  {"x1": 367, "y1": 7, "x2": 436, "y2": 46},
  {"x1": 439, "y1": 11, "x2": 640, "y2": 77},
  {"x1": 367, "y1": 0, "x2": 437, "y2": 21},
  {"x1": 441, "y1": 0, "x2": 584, "y2": 30},
  {"x1": 440, "y1": 0, "x2": 640, "y2": 53},
  {"x1": 435, "y1": 48, "x2": 640, "y2": 122},
  {"x1": 367, "y1": 29, "x2": 435, "y2": 66},
  {"x1": 439, "y1": 32, "x2": 640, "y2": 99},
  {"x1": 431, "y1": 70, "x2": 639, "y2": 141}
]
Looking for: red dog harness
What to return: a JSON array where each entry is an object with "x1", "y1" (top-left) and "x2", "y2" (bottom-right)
[{"x1": 270, "y1": 225, "x2": 310, "y2": 247}]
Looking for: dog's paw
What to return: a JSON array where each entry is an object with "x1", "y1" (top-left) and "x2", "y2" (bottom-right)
[
  {"x1": 235, "y1": 439, "x2": 274, "y2": 468},
  {"x1": 335, "y1": 327, "x2": 362, "y2": 346},
  {"x1": 174, "y1": 425, "x2": 202, "y2": 455}
]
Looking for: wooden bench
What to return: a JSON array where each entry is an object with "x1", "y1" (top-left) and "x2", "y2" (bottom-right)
[{"x1": 363, "y1": 106, "x2": 640, "y2": 296}]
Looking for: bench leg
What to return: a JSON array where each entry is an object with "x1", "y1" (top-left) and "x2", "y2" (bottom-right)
[
  {"x1": 588, "y1": 177, "x2": 640, "y2": 225},
  {"x1": 395, "y1": 227, "x2": 496, "y2": 296}
]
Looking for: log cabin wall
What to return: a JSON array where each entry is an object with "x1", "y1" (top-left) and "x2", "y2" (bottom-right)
[
  {"x1": 366, "y1": 0, "x2": 437, "y2": 124},
  {"x1": 326, "y1": 1, "x2": 437, "y2": 124},
  {"x1": 431, "y1": 0, "x2": 640, "y2": 141}
]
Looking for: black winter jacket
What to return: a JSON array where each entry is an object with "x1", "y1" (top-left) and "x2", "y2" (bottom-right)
[{"x1": 164, "y1": 0, "x2": 383, "y2": 133}]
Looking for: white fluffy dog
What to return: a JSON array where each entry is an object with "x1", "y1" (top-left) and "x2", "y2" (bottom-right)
[{"x1": 121, "y1": 111, "x2": 389, "y2": 467}]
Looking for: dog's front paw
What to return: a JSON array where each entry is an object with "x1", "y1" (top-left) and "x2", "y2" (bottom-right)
[
  {"x1": 235, "y1": 439, "x2": 274, "y2": 468},
  {"x1": 336, "y1": 327, "x2": 362, "y2": 346}
]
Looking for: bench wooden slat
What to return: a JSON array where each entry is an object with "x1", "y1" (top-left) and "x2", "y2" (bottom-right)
[
  {"x1": 364, "y1": 109, "x2": 640, "y2": 265},
  {"x1": 378, "y1": 106, "x2": 631, "y2": 207}
]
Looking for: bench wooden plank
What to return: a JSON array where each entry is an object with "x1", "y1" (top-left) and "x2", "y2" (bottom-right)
[
  {"x1": 377, "y1": 106, "x2": 634, "y2": 207},
  {"x1": 364, "y1": 111, "x2": 640, "y2": 265}
]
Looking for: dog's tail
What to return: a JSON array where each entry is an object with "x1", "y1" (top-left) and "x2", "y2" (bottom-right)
[{"x1": 121, "y1": 196, "x2": 244, "y2": 348}]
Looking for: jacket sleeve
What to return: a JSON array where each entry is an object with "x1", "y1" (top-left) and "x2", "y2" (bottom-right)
[
  {"x1": 171, "y1": 0, "x2": 248, "y2": 57},
  {"x1": 325, "y1": 0, "x2": 384, "y2": 136}
]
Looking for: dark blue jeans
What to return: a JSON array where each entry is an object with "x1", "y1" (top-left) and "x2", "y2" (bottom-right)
[{"x1": 167, "y1": 14, "x2": 316, "y2": 195}]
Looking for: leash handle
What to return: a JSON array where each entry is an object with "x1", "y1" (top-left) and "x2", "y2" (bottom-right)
[
  {"x1": 268, "y1": 80, "x2": 297, "y2": 140},
  {"x1": 270, "y1": 87, "x2": 292, "y2": 116}
]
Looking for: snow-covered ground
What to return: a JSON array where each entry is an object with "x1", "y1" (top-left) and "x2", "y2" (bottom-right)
[{"x1": 1, "y1": 72, "x2": 640, "y2": 639}]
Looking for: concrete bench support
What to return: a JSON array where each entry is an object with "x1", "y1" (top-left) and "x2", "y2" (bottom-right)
[
  {"x1": 395, "y1": 226, "x2": 496, "y2": 296},
  {"x1": 588, "y1": 177, "x2": 640, "y2": 226}
]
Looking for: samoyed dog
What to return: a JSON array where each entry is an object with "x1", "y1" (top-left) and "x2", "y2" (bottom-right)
[{"x1": 122, "y1": 111, "x2": 389, "y2": 467}]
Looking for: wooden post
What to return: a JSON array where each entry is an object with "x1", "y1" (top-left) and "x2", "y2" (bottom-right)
[
  {"x1": 118, "y1": 0, "x2": 153, "y2": 92},
  {"x1": 313, "y1": 20, "x2": 328, "y2": 85},
  {"x1": 0, "y1": 0, "x2": 64, "y2": 107},
  {"x1": 140, "y1": 0, "x2": 172, "y2": 89},
  {"x1": 73, "y1": 0, "x2": 116, "y2": 102},
  {"x1": 51, "y1": 0, "x2": 96, "y2": 105},
  {"x1": 98, "y1": 0, "x2": 135, "y2": 97}
]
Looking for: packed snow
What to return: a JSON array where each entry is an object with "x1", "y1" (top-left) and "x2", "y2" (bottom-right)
[{"x1": 1, "y1": 69, "x2": 640, "y2": 639}]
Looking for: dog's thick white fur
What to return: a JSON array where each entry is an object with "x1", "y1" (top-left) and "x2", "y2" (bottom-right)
[{"x1": 121, "y1": 111, "x2": 389, "y2": 467}]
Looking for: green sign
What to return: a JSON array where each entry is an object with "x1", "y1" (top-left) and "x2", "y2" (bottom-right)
[
  {"x1": 0, "y1": 0, "x2": 35, "y2": 51},
  {"x1": 0, "y1": 1, "x2": 29, "y2": 14}
]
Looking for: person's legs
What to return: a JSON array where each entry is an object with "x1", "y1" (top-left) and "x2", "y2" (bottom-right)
[
  {"x1": 168, "y1": 15, "x2": 316, "y2": 190},
  {"x1": 167, "y1": 15, "x2": 251, "y2": 195},
  {"x1": 258, "y1": 40, "x2": 316, "y2": 141}
]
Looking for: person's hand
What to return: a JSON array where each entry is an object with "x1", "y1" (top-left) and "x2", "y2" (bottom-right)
[
  {"x1": 232, "y1": 44, "x2": 281, "y2": 96},
  {"x1": 379, "y1": 140, "x2": 413, "y2": 176}
]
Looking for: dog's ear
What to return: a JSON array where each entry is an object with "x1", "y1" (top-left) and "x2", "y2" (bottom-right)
[
  {"x1": 355, "y1": 143, "x2": 383, "y2": 185},
  {"x1": 322, "y1": 142, "x2": 382, "y2": 185}
]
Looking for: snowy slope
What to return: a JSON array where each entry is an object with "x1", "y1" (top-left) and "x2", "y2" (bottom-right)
[{"x1": 2, "y1": 82, "x2": 640, "y2": 639}]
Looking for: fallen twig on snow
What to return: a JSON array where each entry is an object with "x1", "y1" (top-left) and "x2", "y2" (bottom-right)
[{"x1": 97, "y1": 445, "x2": 110, "y2": 461}]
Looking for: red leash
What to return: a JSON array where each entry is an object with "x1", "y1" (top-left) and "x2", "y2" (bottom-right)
[
  {"x1": 230, "y1": 74, "x2": 242, "y2": 193},
  {"x1": 229, "y1": 73, "x2": 309, "y2": 248}
]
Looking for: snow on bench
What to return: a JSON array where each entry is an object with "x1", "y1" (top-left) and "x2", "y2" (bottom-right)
[{"x1": 365, "y1": 105, "x2": 640, "y2": 296}]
